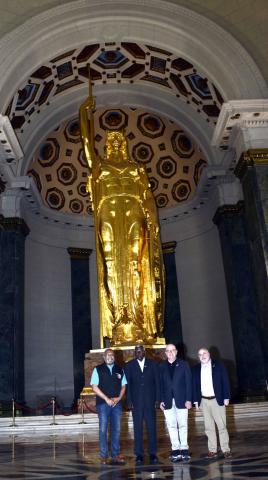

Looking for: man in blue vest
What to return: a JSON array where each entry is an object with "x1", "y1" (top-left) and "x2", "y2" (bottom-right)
[
  {"x1": 192, "y1": 347, "x2": 231, "y2": 459},
  {"x1": 90, "y1": 348, "x2": 127, "y2": 465},
  {"x1": 159, "y1": 343, "x2": 192, "y2": 462}
]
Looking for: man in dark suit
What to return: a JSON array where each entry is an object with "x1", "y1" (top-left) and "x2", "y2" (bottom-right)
[
  {"x1": 192, "y1": 347, "x2": 231, "y2": 458},
  {"x1": 159, "y1": 343, "x2": 192, "y2": 462},
  {"x1": 125, "y1": 345, "x2": 160, "y2": 465}
]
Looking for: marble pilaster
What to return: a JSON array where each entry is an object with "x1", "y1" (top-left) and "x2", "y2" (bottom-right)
[
  {"x1": 162, "y1": 241, "x2": 183, "y2": 351},
  {"x1": 0, "y1": 216, "x2": 29, "y2": 403},
  {"x1": 67, "y1": 247, "x2": 92, "y2": 400},
  {"x1": 234, "y1": 150, "x2": 268, "y2": 378},
  {"x1": 213, "y1": 202, "x2": 266, "y2": 398}
]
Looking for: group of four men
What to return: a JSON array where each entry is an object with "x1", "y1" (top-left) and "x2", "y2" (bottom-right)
[{"x1": 90, "y1": 344, "x2": 231, "y2": 465}]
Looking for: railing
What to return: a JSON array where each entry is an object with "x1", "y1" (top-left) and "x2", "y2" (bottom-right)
[{"x1": 7, "y1": 396, "x2": 97, "y2": 428}]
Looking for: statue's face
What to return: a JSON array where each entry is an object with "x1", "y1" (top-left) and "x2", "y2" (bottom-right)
[{"x1": 107, "y1": 132, "x2": 124, "y2": 153}]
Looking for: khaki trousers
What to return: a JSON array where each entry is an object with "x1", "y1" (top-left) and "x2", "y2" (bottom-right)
[{"x1": 201, "y1": 398, "x2": 230, "y2": 453}]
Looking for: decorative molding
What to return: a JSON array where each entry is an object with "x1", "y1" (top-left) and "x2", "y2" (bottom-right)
[
  {"x1": 67, "y1": 247, "x2": 93, "y2": 259},
  {"x1": 213, "y1": 200, "x2": 245, "y2": 225},
  {"x1": 212, "y1": 100, "x2": 268, "y2": 151},
  {"x1": 0, "y1": 115, "x2": 23, "y2": 180}
]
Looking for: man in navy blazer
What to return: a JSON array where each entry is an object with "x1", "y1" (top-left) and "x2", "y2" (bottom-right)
[
  {"x1": 159, "y1": 344, "x2": 192, "y2": 462},
  {"x1": 125, "y1": 345, "x2": 160, "y2": 465},
  {"x1": 192, "y1": 347, "x2": 231, "y2": 458}
]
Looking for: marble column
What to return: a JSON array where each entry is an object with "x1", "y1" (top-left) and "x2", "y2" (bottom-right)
[
  {"x1": 213, "y1": 201, "x2": 266, "y2": 398},
  {"x1": 234, "y1": 150, "x2": 268, "y2": 379},
  {"x1": 0, "y1": 216, "x2": 29, "y2": 403},
  {"x1": 67, "y1": 247, "x2": 92, "y2": 400},
  {"x1": 162, "y1": 241, "x2": 183, "y2": 351}
]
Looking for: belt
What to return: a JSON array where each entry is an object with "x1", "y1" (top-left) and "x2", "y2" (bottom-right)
[{"x1": 202, "y1": 396, "x2": 215, "y2": 400}]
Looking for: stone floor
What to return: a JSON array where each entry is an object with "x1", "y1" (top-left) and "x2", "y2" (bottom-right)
[{"x1": 0, "y1": 411, "x2": 268, "y2": 480}]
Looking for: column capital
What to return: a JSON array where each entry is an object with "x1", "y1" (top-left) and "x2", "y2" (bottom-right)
[
  {"x1": 212, "y1": 100, "x2": 268, "y2": 162},
  {"x1": 234, "y1": 148, "x2": 268, "y2": 179},
  {"x1": 67, "y1": 247, "x2": 93, "y2": 259},
  {"x1": 0, "y1": 216, "x2": 30, "y2": 236},
  {"x1": 162, "y1": 241, "x2": 177, "y2": 254},
  {"x1": 213, "y1": 201, "x2": 244, "y2": 225},
  {"x1": 0, "y1": 181, "x2": 31, "y2": 218}
]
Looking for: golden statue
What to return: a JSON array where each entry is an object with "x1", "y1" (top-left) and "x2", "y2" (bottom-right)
[{"x1": 79, "y1": 78, "x2": 165, "y2": 346}]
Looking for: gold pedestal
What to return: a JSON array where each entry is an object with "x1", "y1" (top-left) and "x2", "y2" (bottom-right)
[{"x1": 82, "y1": 345, "x2": 166, "y2": 401}]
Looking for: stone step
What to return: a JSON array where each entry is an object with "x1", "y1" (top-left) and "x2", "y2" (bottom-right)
[{"x1": 0, "y1": 401, "x2": 267, "y2": 436}]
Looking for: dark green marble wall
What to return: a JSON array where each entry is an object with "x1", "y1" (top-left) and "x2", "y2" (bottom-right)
[
  {"x1": 0, "y1": 217, "x2": 29, "y2": 403},
  {"x1": 214, "y1": 204, "x2": 266, "y2": 398},
  {"x1": 68, "y1": 248, "x2": 92, "y2": 400}
]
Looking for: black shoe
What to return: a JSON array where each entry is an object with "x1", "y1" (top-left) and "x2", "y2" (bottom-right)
[
  {"x1": 181, "y1": 449, "x2": 191, "y2": 461},
  {"x1": 169, "y1": 449, "x2": 182, "y2": 462},
  {"x1": 149, "y1": 454, "x2": 159, "y2": 464},
  {"x1": 135, "y1": 455, "x2": 144, "y2": 465}
]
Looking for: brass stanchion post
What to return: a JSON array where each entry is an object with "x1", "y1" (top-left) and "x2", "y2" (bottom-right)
[
  {"x1": 9, "y1": 398, "x2": 17, "y2": 427},
  {"x1": 50, "y1": 396, "x2": 58, "y2": 425},
  {"x1": 79, "y1": 396, "x2": 86, "y2": 424}
]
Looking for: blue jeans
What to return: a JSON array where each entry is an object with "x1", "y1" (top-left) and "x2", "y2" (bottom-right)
[{"x1": 96, "y1": 402, "x2": 122, "y2": 458}]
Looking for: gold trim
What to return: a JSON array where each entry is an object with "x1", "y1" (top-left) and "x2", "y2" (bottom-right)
[
  {"x1": 0, "y1": 216, "x2": 30, "y2": 236},
  {"x1": 213, "y1": 201, "x2": 244, "y2": 225},
  {"x1": 67, "y1": 247, "x2": 93, "y2": 259},
  {"x1": 235, "y1": 149, "x2": 268, "y2": 179},
  {"x1": 162, "y1": 241, "x2": 177, "y2": 254}
]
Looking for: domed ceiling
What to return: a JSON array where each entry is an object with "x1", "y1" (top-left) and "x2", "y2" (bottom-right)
[
  {"x1": 6, "y1": 42, "x2": 223, "y2": 134},
  {"x1": 27, "y1": 107, "x2": 207, "y2": 215}
]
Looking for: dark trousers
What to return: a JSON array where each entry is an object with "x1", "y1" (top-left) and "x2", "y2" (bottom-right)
[{"x1": 132, "y1": 404, "x2": 157, "y2": 456}]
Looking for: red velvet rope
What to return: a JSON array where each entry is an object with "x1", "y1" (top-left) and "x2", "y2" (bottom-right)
[
  {"x1": 14, "y1": 400, "x2": 51, "y2": 413},
  {"x1": 83, "y1": 399, "x2": 97, "y2": 414}
]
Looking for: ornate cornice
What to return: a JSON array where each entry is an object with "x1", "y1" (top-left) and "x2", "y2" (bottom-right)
[
  {"x1": 213, "y1": 200, "x2": 245, "y2": 225},
  {"x1": 162, "y1": 241, "x2": 177, "y2": 254},
  {"x1": 67, "y1": 247, "x2": 93, "y2": 259},
  {"x1": 234, "y1": 148, "x2": 268, "y2": 179},
  {"x1": 0, "y1": 216, "x2": 30, "y2": 236}
]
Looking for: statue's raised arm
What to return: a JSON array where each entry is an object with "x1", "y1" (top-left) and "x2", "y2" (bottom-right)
[{"x1": 79, "y1": 67, "x2": 95, "y2": 173}]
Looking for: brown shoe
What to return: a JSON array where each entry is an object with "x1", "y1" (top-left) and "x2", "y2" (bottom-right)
[
  {"x1": 110, "y1": 455, "x2": 125, "y2": 465},
  {"x1": 206, "y1": 451, "x2": 218, "y2": 458},
  {"x1": 223, "y1": 451, "x2": 232, "y2": 459},
  {"x1": 100, "y1": 457, "x2": 109, "y2": 465}
]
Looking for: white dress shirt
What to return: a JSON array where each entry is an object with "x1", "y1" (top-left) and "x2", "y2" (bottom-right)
[
  {"x1": 201, "y1": 360, "x2": 215, "y2": 397},
  {"x1": 137, "y1": 357, "x2": 145, "y2": 371}
]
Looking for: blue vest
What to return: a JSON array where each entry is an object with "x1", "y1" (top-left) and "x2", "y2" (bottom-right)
[{"x1": 96, "y1": 363, "x2": 123, "y2": 405}]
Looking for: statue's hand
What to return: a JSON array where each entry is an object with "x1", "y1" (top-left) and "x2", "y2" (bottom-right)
[{"x1": 81, "y1": 96, "x2": 95, "y2": 111}]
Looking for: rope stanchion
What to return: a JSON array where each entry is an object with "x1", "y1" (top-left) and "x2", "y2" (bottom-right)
[
  {"x1": 50, "y1": 397, "x2": 58, "y2": 425},
  {"x1": 55, "y1": 401, "x2": 78, "y2": 416},
  {"x1": 9, "y1": 399, "x2": 17, "y2": 428},
  {"x1": 79, "y1": 397, "x2": 86, "y2": 424},
  {"x1": 15, "y1": 399, "x2": 51, "y2": 414},
  {"x1": 83, "y1": 399, "x2": 97, "y2": 414}
]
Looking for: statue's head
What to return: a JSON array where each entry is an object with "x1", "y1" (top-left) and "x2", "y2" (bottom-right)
[{"x1": 105, "y1": 130, "x2": 128, "y2": 162}]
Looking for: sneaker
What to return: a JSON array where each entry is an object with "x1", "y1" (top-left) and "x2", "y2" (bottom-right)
[
  {"x1": 170, "y1": 449, "x2": 182, "y2": 462},
  {"x1": 181, "y1": 449, "x2": 191, "y2": 461},
  {"x1": 223, "y1": 451, "x2": 232, "y2": 459},
  {"x1": 100, "y1": 457, "x2": 109, "y2": 465},
  {"x1": 206, "y1": 451, "x2": 218, "y2": 458},
  {"x1": 110, "y1": 455, "x2": 125, "y2": 465}
]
